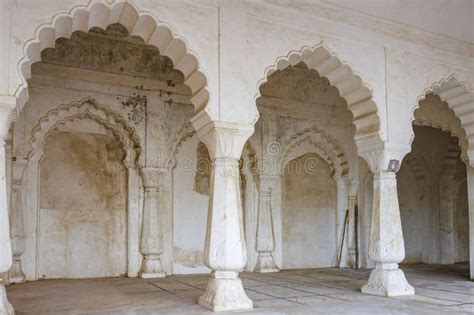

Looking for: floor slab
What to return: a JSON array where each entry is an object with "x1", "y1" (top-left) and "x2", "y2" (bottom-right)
[{"x1": 6, "y1": 264, "x2": 474, "y2": 314}]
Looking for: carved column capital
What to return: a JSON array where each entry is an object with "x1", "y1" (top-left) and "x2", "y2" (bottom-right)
[
  {"x1": 359, "y1": 142, "x2": 411, "y2": 174},
  {"x1": 140, "y1": 167, "x2": 167, "y2": 189},
  {"x1": 195, "y1": 121, "x2": 254, "y2": 161}
]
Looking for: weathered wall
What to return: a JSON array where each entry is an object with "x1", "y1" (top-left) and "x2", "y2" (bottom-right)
[
  {"x1": 281, "y1": 153, "x2": 337, "y2": 269},
  {"x1": 38, "y1": 128, "x2": 127, "y2": 278},
  {"x1": 172, "y1": 135, "x2": 210, "y2": 274},
  {"x1": 397, "y1": 125, "x2": 469, "y2": 265}
]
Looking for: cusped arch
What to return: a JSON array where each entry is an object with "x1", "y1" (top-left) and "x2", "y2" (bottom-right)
[
  {"x1": 16, "y1": 1, "x2": 209, "y2": 115},
  {"x1": 256, "y1": 44, "x2": 382, "y2": 146},
  {"x1": 412, "y1": 75, "x2": 474, "y2": 166},
  {"x1": 29, "y1": 97, "x2": 142, "y2": 166},
  {"x1": 279, "y1": 126, "x2": 349, "y2": 180}
]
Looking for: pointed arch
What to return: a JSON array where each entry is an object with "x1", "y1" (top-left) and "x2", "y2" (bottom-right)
[
  {"x1": 29, "y1": 97, "x2": 142, "y2": 166},
  {"x1": 411, "y1": 75, "x2": 474, "y2": 166},
  {"x1": 256, "y1": 44, "x2": 382, "y2": 149},
  {"x1": 278, "y1": 126, "x2": 349, "y2": 180},
  {"x1": 16, "y1": 1, "x2": 209, "y2": 116}
]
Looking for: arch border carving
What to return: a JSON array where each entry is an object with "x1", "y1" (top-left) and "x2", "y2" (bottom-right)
[
  {"x1": 16, "y1": 1, "x2": 209, "y2": 116},
  {"x1": 411, "y1": 75, "x2": 474, "y2": 166},
  {"x1": 278, "y1": 126, "x2": 349, "y2": 180},
  {"x1": 256, "y1": 44, "x2": 382, "y2": 147},
  {"x1": 28, "y1": 97, "x2": 142, "y2": 166}
]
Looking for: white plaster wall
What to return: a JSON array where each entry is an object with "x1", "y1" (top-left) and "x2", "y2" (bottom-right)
[
  {"x1": 397, "y1": 126, "x2": 469, "y2": 265},
  {"x1": 280, "y1": 154, "x2": 337, "y2": 269},
  {"x1": 457, "y1": 181, "x2": 469, "y2": 262},
  {"x1": 37, "y1": 126, "x2": 127, "y2": 279},
  {"x1": 172, "y1": 134, "x2": 210, "y2": 274}
]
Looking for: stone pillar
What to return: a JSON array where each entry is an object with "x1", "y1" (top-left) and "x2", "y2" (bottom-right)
[
  {"x1": 438, "y1": 172, "x2": 456, "y2": 265},
  {"x1": 345, "y1": 194, "x2": 358, "y2": 267},
  {"x1": 345, "y1": 181, "x2": 358, "y2": 268},
  {"x1": 361, "y1": 145, "x2": 415, "y2": 297},
  {"x1": 255, "y1": 174, "x2": 279, "y2": 273},
  {"x1": 139, "y1": 167, "x2": 166, "y2": 278},
  {"x1": 9, "y1": 158, "x2": 26, "y2": 283},
  {"x1": 467, "y1": 165, "x2": 474, "y2": 280},
  {"x1": 196, "y1": 121, "x2": 253, "y2": 312},
  {"x1": 0, "y1": 99, "x2": 16, "y2": 314}
]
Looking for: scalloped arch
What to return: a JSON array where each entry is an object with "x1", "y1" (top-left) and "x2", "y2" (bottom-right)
[
  {"x1": 279, "y1": 126, "x2": 349, "y2": 179},
  {"x1": 411, "y1": 75, "x2": 474, "y2": 166},
  {"x1": 29, "y1": 97, "x2": 142, "y2": 166},
  {"x1": 16, "y1": 1, "x2": 209, "y2": 115},
  {"x1": 256, "y1": 44, "x2": 382, "y2": 147}
]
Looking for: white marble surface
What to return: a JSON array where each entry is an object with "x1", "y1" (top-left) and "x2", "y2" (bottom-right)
[{"x1": 6, "y1": 264, "x2": 473, "y2": 314}]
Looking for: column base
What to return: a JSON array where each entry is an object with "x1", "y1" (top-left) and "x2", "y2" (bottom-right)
[
  {"x1": 362, "y1": 264, "x2": 415, "y2": 297},
  {"x1": 0, "y1": 284, "x2": 14, "y2": 315},
  {"x1": 198, "y1": 271, "x2": 253, "y2": 312},
  {"x1": 9, "y1": 261, "x2": 25, "y2": 284},
  {"x1": 255, "y1": 253, "x2": 279, "y2": 273},
  {"x1": 140, "y1": 255, "x2": 165, "y2": 279}
]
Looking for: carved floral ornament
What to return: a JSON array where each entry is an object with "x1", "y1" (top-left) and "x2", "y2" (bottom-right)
[
  {"x1": 16, "y1": 1, "x2": 209, "y2": 117},
  {"x1": 28, "y1": 97, "x2": 142, "y2": 167}
]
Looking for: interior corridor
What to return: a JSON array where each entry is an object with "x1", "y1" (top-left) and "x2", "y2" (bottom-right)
[{"x1": 7, "y1": 264, "x2": 472, "y2": 314}]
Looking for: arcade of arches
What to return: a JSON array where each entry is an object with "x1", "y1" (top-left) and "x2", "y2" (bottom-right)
[{"x1": 0, "y1": 1, "x2": 473, "y2": 313}]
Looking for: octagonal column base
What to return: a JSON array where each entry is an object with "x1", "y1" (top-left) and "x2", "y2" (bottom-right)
[
  {"x1": 140, "y1": 255, "x2": 165, "y2": 279},
  {"x1": 255, "y1": 253, "x2": 279, "y2": 273},
  {"x1": 362, "y1": 264, "x2": 415, "y2": 297},
  {"x1": 198, "y1": 271, "x2": 253, "y2": 312}
]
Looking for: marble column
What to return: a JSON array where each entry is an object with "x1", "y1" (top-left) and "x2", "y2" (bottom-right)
[
  {"x1": 255, "y1": 174, "x2": 279, "y2": 273},
  {"x1": 343, "y1": 181, "x2": 358, "y2": 268},
  {"x1": 467, "y1": 165, "x2": 474, "y2": 280},
  {"x1": 196, "y1": 121, "x2": 253, "y2": 312},
  {"x1": 139, "y1": 167, "x2": 166, "y2": 278},
  {"x1": 9, "y1": 158, "x2": 26, "y2": 283},
  {"x1": 0, "y1": 100, "x2": 16, "y2": 314},
  {"x1": 346, "y1": 194, "x2": 358, "y2": 268},
  {"x1": 361, "y1": 145, "x2": 415, "y2": 297}
]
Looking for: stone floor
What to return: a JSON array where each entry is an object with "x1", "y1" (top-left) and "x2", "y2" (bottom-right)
[{"x1": 6, "y1": 264, "x2": 473, "y2": 314}]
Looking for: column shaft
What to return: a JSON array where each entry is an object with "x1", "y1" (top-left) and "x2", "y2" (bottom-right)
[
  {"x1": 255, "y1": 176, "x2": 279, "y2": 273},
  {"x1": 467, "y1": 166, "x2": 474, "y2": 280},
  {"x1": 139, "y1": 167, "x2": 165, "y2": 278},
  {"x1": 195, "y1": 122, "x2": 253, "y2": 312},
  {"x1": 362, "y1": 171, "x2": 414, "y2": 296},
  {"x1": 0, "y1": 101, "x2": 15, "y2": 314}
]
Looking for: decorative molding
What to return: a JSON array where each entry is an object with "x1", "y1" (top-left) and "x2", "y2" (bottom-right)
[
  {"x1": 278, "y1": 125, "x2": 349, "y2": 179},
  {"x1": 169, "y1": 121, "x2": 196, "y2": 158},
  {"x1": 28, "y1": 97, "x2": 142, "y2": 167},
  {"x1": 16, "y1": 1, "x2": 209, "y2": 116}
]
